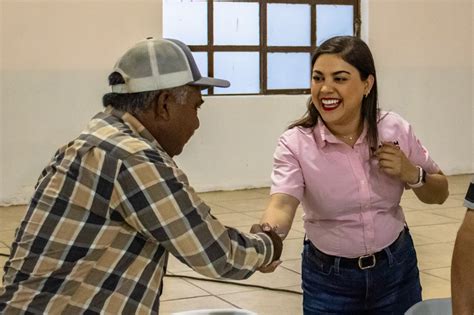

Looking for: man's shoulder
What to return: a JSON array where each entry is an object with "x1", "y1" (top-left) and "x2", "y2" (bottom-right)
[{"x1": 82, "y1": 112, "x2": 156, "y2": 159}]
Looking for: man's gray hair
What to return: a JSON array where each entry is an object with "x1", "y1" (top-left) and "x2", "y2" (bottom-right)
[{"x1": 102, "y1": 72, "x2": 192, "y2": 115}]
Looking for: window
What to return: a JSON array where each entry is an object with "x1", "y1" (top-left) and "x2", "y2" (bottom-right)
[{"x1": 164, "y1": 0, "x2": 360, "y2": 95}]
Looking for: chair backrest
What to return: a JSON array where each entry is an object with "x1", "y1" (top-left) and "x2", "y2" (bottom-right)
[{"x1": 405, "y1": 298, "x2": 452, "y2": 315}]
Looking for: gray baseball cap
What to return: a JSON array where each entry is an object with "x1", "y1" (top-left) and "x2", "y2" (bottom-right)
[{"x1": 111, "y1": 37, "x2": 230, "y2": 93}]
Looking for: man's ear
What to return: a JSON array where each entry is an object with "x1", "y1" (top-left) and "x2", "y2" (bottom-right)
[{"x1": 154, "y1": 91, "x2": 172, "y2": 121}]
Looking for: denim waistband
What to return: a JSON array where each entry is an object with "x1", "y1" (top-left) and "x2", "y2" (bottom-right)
[{"x1": 305, "y1": 227, "x2": 408, "y2": 269}]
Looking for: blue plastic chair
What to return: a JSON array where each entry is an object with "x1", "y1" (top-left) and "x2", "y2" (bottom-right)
[{"x1": 405, "y1": 298, "x2": 452, "y2": 315}]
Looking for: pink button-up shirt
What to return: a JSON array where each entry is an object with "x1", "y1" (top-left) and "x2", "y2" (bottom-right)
[{"x1": 271, "y1": 112, "x2": 440, "y2": 258}]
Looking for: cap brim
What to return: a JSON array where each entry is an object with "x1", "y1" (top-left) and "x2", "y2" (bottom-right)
[{"x1": 190, "y1": 77, "x2": 230, "y2": 89}]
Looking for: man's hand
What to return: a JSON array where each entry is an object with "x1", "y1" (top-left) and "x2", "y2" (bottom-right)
[
  {"x1": 375, "y1": 142, "x2": 419, "y2": 184},
  {"x1": 250, "y1": 223, "x2": 283, "y2": 273},
  {"x1": 257, "y1": 260, "x2": 282, "y2": 273}
]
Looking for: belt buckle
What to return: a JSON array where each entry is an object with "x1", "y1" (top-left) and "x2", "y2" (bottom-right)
[{"x1": 358, "y1": 254, "x2": 376, "y2": 270}]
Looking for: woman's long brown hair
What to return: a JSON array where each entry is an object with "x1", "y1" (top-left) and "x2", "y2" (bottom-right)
[{"x1": 289, "y1": 36, "x2": 379, "y2": 155}]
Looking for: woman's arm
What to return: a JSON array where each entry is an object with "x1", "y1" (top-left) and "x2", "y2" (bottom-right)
[
  {"x1": 376, "y1": 142, "x2": 449, "y2": 204},
  {"x1": 411, "y1": 170, "x2": 449, "y2": 204},
  {"x1": 260, "y1": 193, "x2": 300, "y2": 240}
]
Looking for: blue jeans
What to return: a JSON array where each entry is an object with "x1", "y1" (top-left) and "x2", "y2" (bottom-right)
[{"x1": 302, "y1": 229, "x2": 422, "y2": 314}]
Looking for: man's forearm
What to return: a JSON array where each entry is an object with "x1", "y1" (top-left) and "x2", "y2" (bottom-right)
[{"x1": 451, "y1": 211, "x2": 474, "y2": 315}]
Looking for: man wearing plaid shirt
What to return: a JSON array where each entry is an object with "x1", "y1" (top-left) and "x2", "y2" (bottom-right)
[{"x1": 0, "y1": 38, "x2": 282, "y2": 314}]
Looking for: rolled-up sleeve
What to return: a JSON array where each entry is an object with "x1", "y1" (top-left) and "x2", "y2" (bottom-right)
[
  {"x1": 111, "y1": 151, "x2": 274, "y2": 280},
  {"x1": 405, "y1": 124, "x2": 440, "y2": 174},
  {"x1": 270, "y1": 131, "x2": 305, "y2": 201}
]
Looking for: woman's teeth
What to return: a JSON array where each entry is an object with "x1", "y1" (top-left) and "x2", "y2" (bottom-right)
[{"x1": 321, "y1": 99, "x2": 340, "y2": 109}]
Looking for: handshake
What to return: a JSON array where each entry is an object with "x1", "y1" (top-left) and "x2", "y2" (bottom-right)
[{"x1": 250, "y1": 223, "x2": 284, "y2": 273}]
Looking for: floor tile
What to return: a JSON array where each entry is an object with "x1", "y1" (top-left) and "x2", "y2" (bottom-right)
[
  {"x1": 423, "y1": 267, "x2": 451, "y2": 281},
  {"x1": 280, "y1": 239, "x2": 304, "y2": 261},
  {"x1": 281, "y1": 259, "x2": 302, "y2": 275},
  {"x1": 0, "y1": 218, "x2": 23, "y2": 232},
  {"x1": 178, "y1": 274, "x2": 260, "y2": 295},
  {"x1": 410, "y1": 223, "x2": 461, "y2": 243},
  {"x1": 253, "y1": 188, "x2": 270, "y2": 196},
  {"x1": 219, "y1": 288, "x2": 303, "y2": 315},
  {"x1": 0, "y1": 230, "x2": 17, "y2": 247},
  {"x1": 0, "y1": 205, "x2": 27, "y2": 218},
  {"x1": 161, "y1": 276, "x2": 210, "y2": 301},
  {"x1": 404, "y1": 211, "x2": 459, "y2": 227},
  {"x1": 427, "y1": 207, "x2": 468, "y2": 220},
  {"x1": 293, "y1": 207, "x2": 305, "y2": 222},
  {"x1": 175, "y1": 266, "x2": 301, "y2": 296},
  {"x1": 206, "y1": 202, "x2": 238, "y2": 215},
  {"x1": 0, "y1": 256, "x2": 8, "y2": 279},
  {"x1": 450, "y1": 193, "x2": 467, "y2": 201},
  {"x1": 411, "y1": 232, "x2": 440, "y2": 246},
  {"x1": 282, "y1": 285, "x2": 303, "y2": 294},
  {"x1": 198, "y1": 190, "x2": 266, "y2": 203},
  {"x1": 290, "y1": 221, "x2": 306, "y2": 234},
  {"x1": 401, "y1": 189, "x2": 417, "y2": 199},
  {"x1": 159, "y1": 296, "x2": 237, "y2": 315},
  {"x1": 242, "y1": 210, "x2": 265, "y2": 219},
  {"x1": 212, "y1": 198, "x2": 269, "y2": 213},
  {"x1": 166, "y1": 255, "x2": 193, "y2": 274},
  {"x1": 213, "y1": 213, "x2": 260, "y2": 228},
  {"x1": 446, "y1": 174, "x2": 472, "y2": 194},
  {"x1": 420, "y1": 272, "x2": 451, "y2": 300},
  {"x1": 401, "y1": 197, "x2": 464, "y2": 211},
  {"x1": 416, "y1": 243, "x2": 454, "y2": 270},
  {"x1": 282, "y1": 229, "x2": 305, "y2": 241}
]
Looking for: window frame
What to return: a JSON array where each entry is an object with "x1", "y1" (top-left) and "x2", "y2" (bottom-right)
[{"x1": 186, "y1": 0, "x2": 361, "y2": 95}]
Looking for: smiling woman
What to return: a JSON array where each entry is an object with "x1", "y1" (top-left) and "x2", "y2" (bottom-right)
[
  {"x1": 289, "y1": 36, "x2": 379, "y2": 153},
  {"x1": 256, "y1": 36, "x2": 450, "y2": 314},
  {"x1": 311, "y1": 53, "x2": 374, "y2": 146}
]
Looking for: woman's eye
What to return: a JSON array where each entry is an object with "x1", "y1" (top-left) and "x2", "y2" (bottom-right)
[
  {"x1": 313, "y1": 76, "x2": 323, "y2": 82},
  {"x1": 334, "y1": 77, "x2": 348, "y2": 82}
]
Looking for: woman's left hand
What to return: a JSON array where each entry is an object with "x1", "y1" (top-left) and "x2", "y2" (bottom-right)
[{"x1": 375, "y1": 142, "x2": 419, "y2": 184}]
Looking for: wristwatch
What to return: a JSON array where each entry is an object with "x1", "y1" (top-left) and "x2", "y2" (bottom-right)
[{"x1": 408, "y1": 166, "x2": 426, "y2": 188}]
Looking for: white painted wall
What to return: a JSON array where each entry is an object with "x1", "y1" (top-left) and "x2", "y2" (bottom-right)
[
  {"x1": 1, "y1": 0, "x2": 472, "y2": 205},
  {"x1": 368, "y1": 0, "x2": 473, "y2": 176},
  {"x1": 1, "y1": 0, "x2": 165, "y2": 204}
]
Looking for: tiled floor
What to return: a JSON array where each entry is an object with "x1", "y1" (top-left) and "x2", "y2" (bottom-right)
[{"x1": 0, "y1": 174, "x2": 471, "y2": 314}]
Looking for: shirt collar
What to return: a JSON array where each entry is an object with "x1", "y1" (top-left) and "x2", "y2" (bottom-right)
[
  {"x1": 313, "y1": 117, "x2": 368, "y2": 147},
  {"x1": 105, "y1": 106, "x2": 163, "y2": 150}
]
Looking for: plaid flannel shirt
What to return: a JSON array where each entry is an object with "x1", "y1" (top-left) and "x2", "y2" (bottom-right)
[{"x1": 0, "y1": 107, "x2": 274, "y2": 314}]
